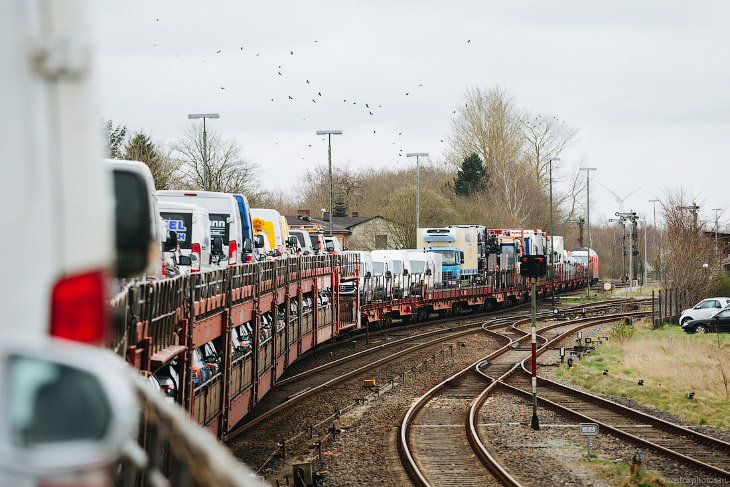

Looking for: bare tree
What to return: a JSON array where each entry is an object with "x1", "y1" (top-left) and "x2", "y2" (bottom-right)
[
  {"x1": 173, "y1": 123, "x2": 260, "y2": 195},
  {"x1": 444, "y1": 86, "x2": 524, "y2": 174},
  {"x1": 660, "y1": 189, "x2": 719, "y2": 304},
  {"x1": 123, "y1": 131, "x2": 181, "y2": 190},
  {"x1": 103, "y1": 119, "x2": 127, "y2": 159},
  {"x1": 521, "y1": 114, "x2": 579, "y2": 187}
]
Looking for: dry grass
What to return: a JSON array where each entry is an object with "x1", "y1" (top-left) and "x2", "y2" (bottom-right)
[{"x1": 557, "y1": 320, "x2": 730, "y2": 429}]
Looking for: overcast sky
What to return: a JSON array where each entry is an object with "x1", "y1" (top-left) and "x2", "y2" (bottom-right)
[{"x1": 91, "y1": 1, "x2": 730, "y2": 230}]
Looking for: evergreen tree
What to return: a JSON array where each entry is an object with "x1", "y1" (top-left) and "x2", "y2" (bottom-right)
[
  {"x1": 454, "y1": 152, "x2": 488, "y2": 197},
  {"x1": 103, "y1": 119, "x2": 127, "y2": 158},
  {"x1": 332, "y1": 193, "x2": 348, "y2": 217}
]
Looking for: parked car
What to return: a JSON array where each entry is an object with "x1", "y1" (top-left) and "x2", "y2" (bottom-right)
[
  {"x1": 682, "y1": 308, "x2": 730, "y2": 334},
  {"x1": 679, "y1": 297, "x2": 730, "y2": 325},
  {"x1": 149, "y1": 364, "x2": 179, "y2": 403}
]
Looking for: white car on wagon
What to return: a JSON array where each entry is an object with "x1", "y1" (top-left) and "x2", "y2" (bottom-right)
[{"x1": 679, "y1": 297, "x2": 730, "y2": 325}]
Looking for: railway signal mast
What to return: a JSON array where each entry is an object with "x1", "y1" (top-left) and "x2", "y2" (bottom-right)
[
  {"x1": 610, "y1": 211, "x2": 639, "y2": 289},
  {"x1": 520, "y1": 255, "x2": 547, "y2": 430}
]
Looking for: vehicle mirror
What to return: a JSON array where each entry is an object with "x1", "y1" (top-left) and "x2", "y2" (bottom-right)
[
  {"x1": 274, "y1": 249, "x2": 282, "y2": 257},
  {"x1": 178, "y1": 255, "x2": 192, "y2": 266},
  {"x1": 304, "y1": 250, "x2": 310, "y2": 255},
  {"x1": 0, "y1": 337, "x2": 137, "y2": 476},
  {"x1": 460, "y1": 251, "x2": 465, "y2": 262},
  {"x1": 343, "y1": 246, "x2": 348, "y2": 251},
  {"x1": 254, "y1": 235, "x2": 265, "y2": 248},
  {"x1": 403, "y1": 269, "x2": 409, "y2": 276},
  {"x1": 112, "y1": 169, "x2": 152, "y2": 278},
  {"x1": 287, "y1": 236, "x2": 298, "y2": 247},
  {"x1": 385, "y1": 271, "x2": 392, "y2": 279},
  {"x1": 365, "y1": 271, "x2": 372, "y2": 279},
  {"x1": 237, "y1": 345, "x2": 246, "y2": 353},
  {"x1": 211, "y1": 237, "x2": 224, "y2": 256},
  {"x1": 243, "y1": 237, "x2": 252, "y2": 253},
  {"x1": 426, "y1": 269, "x2": 432, "y2": 276}
]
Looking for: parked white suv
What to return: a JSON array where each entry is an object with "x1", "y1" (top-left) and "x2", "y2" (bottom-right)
[{"x1": 679, "y1": 297, "x2": 730, "y2": 325}]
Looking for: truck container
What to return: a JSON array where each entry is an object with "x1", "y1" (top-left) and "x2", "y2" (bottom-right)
[{"x1": 418, "y1": 227, "x2": 479, "y2": 282}]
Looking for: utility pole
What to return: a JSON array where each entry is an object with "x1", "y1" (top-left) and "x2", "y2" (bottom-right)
[
  {"x1": 712, "y1": 208, "x2": 722, "y2": 254},
  {"x1": 541, "y1": 157, "x2": 560, "y2": 310},
  {"x1": 316, "y1": 130, "x2": 343, "y2": 237},
  {"x1": 650, "y1": 199, "x2": 660, "y2": 280},
  {"x1": 407, "y1": 153, "x2": 429, "y2": 235},
  {"x1": 579, "y1": 168, "x2": 597, "y2": 298},
  {"x1": 188, "y1": 113, "x2": 220, "y2": 191}
]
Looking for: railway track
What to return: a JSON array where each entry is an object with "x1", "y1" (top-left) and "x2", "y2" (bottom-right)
[
  {"x1": 227, "y1": 299, "x2": 638, "y2": 440},
  {"x1": 398, "y1": 309, "x2": 646, "y2": 486},
  {"x1": 471, "y1": 306, "x2": 730, "y2": 482}
]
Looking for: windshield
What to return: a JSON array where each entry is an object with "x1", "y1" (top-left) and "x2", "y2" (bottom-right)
[
  {"x1": 209, "y1": 213, "x2": 230, "y2": 243},
  {"x1": 373, "y1": 262, "x2": 385, "y2": 276},
  {"x1": 410, "y1": 260, "x2": 426, "y2": 273},
  {"x1": 502, "y1": 245, "x2": 515, "y2": 267},
  {"x1": 391, "y1": 260, "x2": 403, "y2": 274},
  {"x1": 436, "y1": 250, "x2": 457, "y2": 266},
  {"x1": 292, "y1": 232, "x2": 307, "y2": 247},
  {"x1": 161, "y1": 212, "x2": 192, "y2": 250}
]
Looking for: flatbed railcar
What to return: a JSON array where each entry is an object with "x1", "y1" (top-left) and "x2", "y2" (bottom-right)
[{"x1": 109, "y1": 252, "x2": 589, "y2": 438}]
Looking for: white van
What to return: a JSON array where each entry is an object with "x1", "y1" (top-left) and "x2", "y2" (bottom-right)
[
  {"x1": 1, "y1": 0, "x2": 155, "y2": 482},
  {"x1": 407, "y1": 250, "x2": 443, "y2": 291},
  {"x1": 371, "y1": 249, "x2": 412, "y2": 298},
  {"x1": 290, "y1": 230, "x2": 314, "y2": 255},
  {"x1": 251, "y1": 208, "x2": 285, "y2": 255},
  {"x1": 103, "y1": 159, "x2": 164, "y2": 279},
  {"x1": 159, "y1": 201, "x2": 213, "y2": 273},
  {"x1": 157, "y1": 191, "x2": 245, "y2": 266},
  {"x1": 369, "y1": 253, "x2": 395, "y2": 300}
]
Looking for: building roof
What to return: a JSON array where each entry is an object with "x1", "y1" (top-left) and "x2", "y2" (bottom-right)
[{"x1": 285, "y1": 214, "x2": 381, "y2": 233}]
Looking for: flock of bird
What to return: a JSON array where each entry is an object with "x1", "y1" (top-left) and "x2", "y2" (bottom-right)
[{"x1": 151, "y1": 17, "x2": 471, "y2": 163}]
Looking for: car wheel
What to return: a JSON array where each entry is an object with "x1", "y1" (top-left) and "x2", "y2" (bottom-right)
[
  {"x1": 696, "y1": 324, "x2": 708, "y2": 334},
  {"x1": 681, "y1": 317, "x2": 691, "y2": 326}
]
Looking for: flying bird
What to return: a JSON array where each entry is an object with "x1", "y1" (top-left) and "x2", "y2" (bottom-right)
[
  {"x1": 373, "y1": 130, "x2": 376, "y2": 133},
  {"x1": 318, "y1": 92, "x2": 321, "y2": 96},
  {"x1": 419, "y1": 84, "x2": 422, "y2": 87},
  {"x1": 256, "y1": 53, "x2": 260, "y2": 56},
  {"x1": 405, "y1": 92, "x2": 409, "y2": 95},
  {"x1": 270, "y1": 98, "x2": 274, "y2": 101},
  {"x1": 369, "y1": 111, "x2": 373, "y2": 115},
  {"x1": 398, "y1": 132, "x2": 402, "y2": 135},
  {"x1": 288, "y1": 95, "x2": 293, "y2": 99},
  {"x1": 467, "y1": 39, "x2": 471, "y2": 43},
  {"x1": 290, "y1": 50, "x2": 294, "y2": 55},
  {"x1": 220, "y1": 87, "x2": 225, "y2": 90},
  {"x1": 278, "y1": 71, "x2": 283, "y2": 76},
  {"x1": 306, "y1": 80, "x2": 310, "y2": 84},
  {"x1": 156, "y1": 18, "x2": 159, "y2": 22},
  {"x1": 240, "y1": 47, "x2": 243, "y2": 51},
  {"x1": 217, "y1": 50, "x2": 221, "y2": 53},
  {"x1": 365, "y1": 103, "x2": 369, "y2": 108},
  {"x1": 312, "y1": 99, "x2": 317, "y2": 103}
]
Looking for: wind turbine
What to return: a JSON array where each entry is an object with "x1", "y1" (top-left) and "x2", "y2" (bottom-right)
[{"x1": 597, "y1": 182, "x2": 644, "y2": 213}]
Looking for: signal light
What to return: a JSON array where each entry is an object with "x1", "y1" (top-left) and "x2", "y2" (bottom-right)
[
  {"x1": 184, "y1": 192, "x2": 197, "y2": 196},
  {"x1": 519, "y1": 255, "x2": 547, "y2": 278},
  {"x1": 51, "y1": 270, "x2": 107, "y2": 344}
]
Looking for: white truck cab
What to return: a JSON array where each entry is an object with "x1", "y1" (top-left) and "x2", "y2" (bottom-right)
[
  {"x1": 159, "y1": 200, "x2": 213, "y2": 273},
  {"x1": 158, "y1": 191, "x2": 246, "y2": 267}
]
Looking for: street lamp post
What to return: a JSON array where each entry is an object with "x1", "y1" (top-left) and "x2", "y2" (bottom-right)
[
  {"x1": 712, "y1": 208, "x2": 722, "y2": 254},
  {"x1": 541, "y1": 157, "x2": 560, "y2": 309},
  {"x1": 649, "y1": 199, "x2": 660, "y2": 280},
  {"x1": 316, "y1": 130, "x2": 343, "y2": 237},
  {"x1": 579, "y1": 167, "x2": 597, "y2": 298},
  {"x1": 188, "y1": 113, "x2": 220, "y2": 191},
  {"x1": 406, "y1": 153, "x2": 429, "y2": 232}
]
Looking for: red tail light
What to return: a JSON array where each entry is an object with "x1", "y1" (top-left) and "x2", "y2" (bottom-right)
[
  {"x1": 246, "y1": 254, "x2": 253, "y2": 263},
  {"x1": 50, "y1": 270, "x2": 107, "y2": 344},
  {"x1": 191, "y1": 243, "x2": 201, "y2": 272},
  {"x1": 228, "y1": 240, "x2": 237, "y2": 265}
]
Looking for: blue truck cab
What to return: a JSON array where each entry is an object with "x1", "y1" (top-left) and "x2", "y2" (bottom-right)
[
  {"x1": 417, "y1": 228, "x2": 464, "y2": 283},
  {"x1": 232, "y1": 194, "x2": 257, "y2": 263}
]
